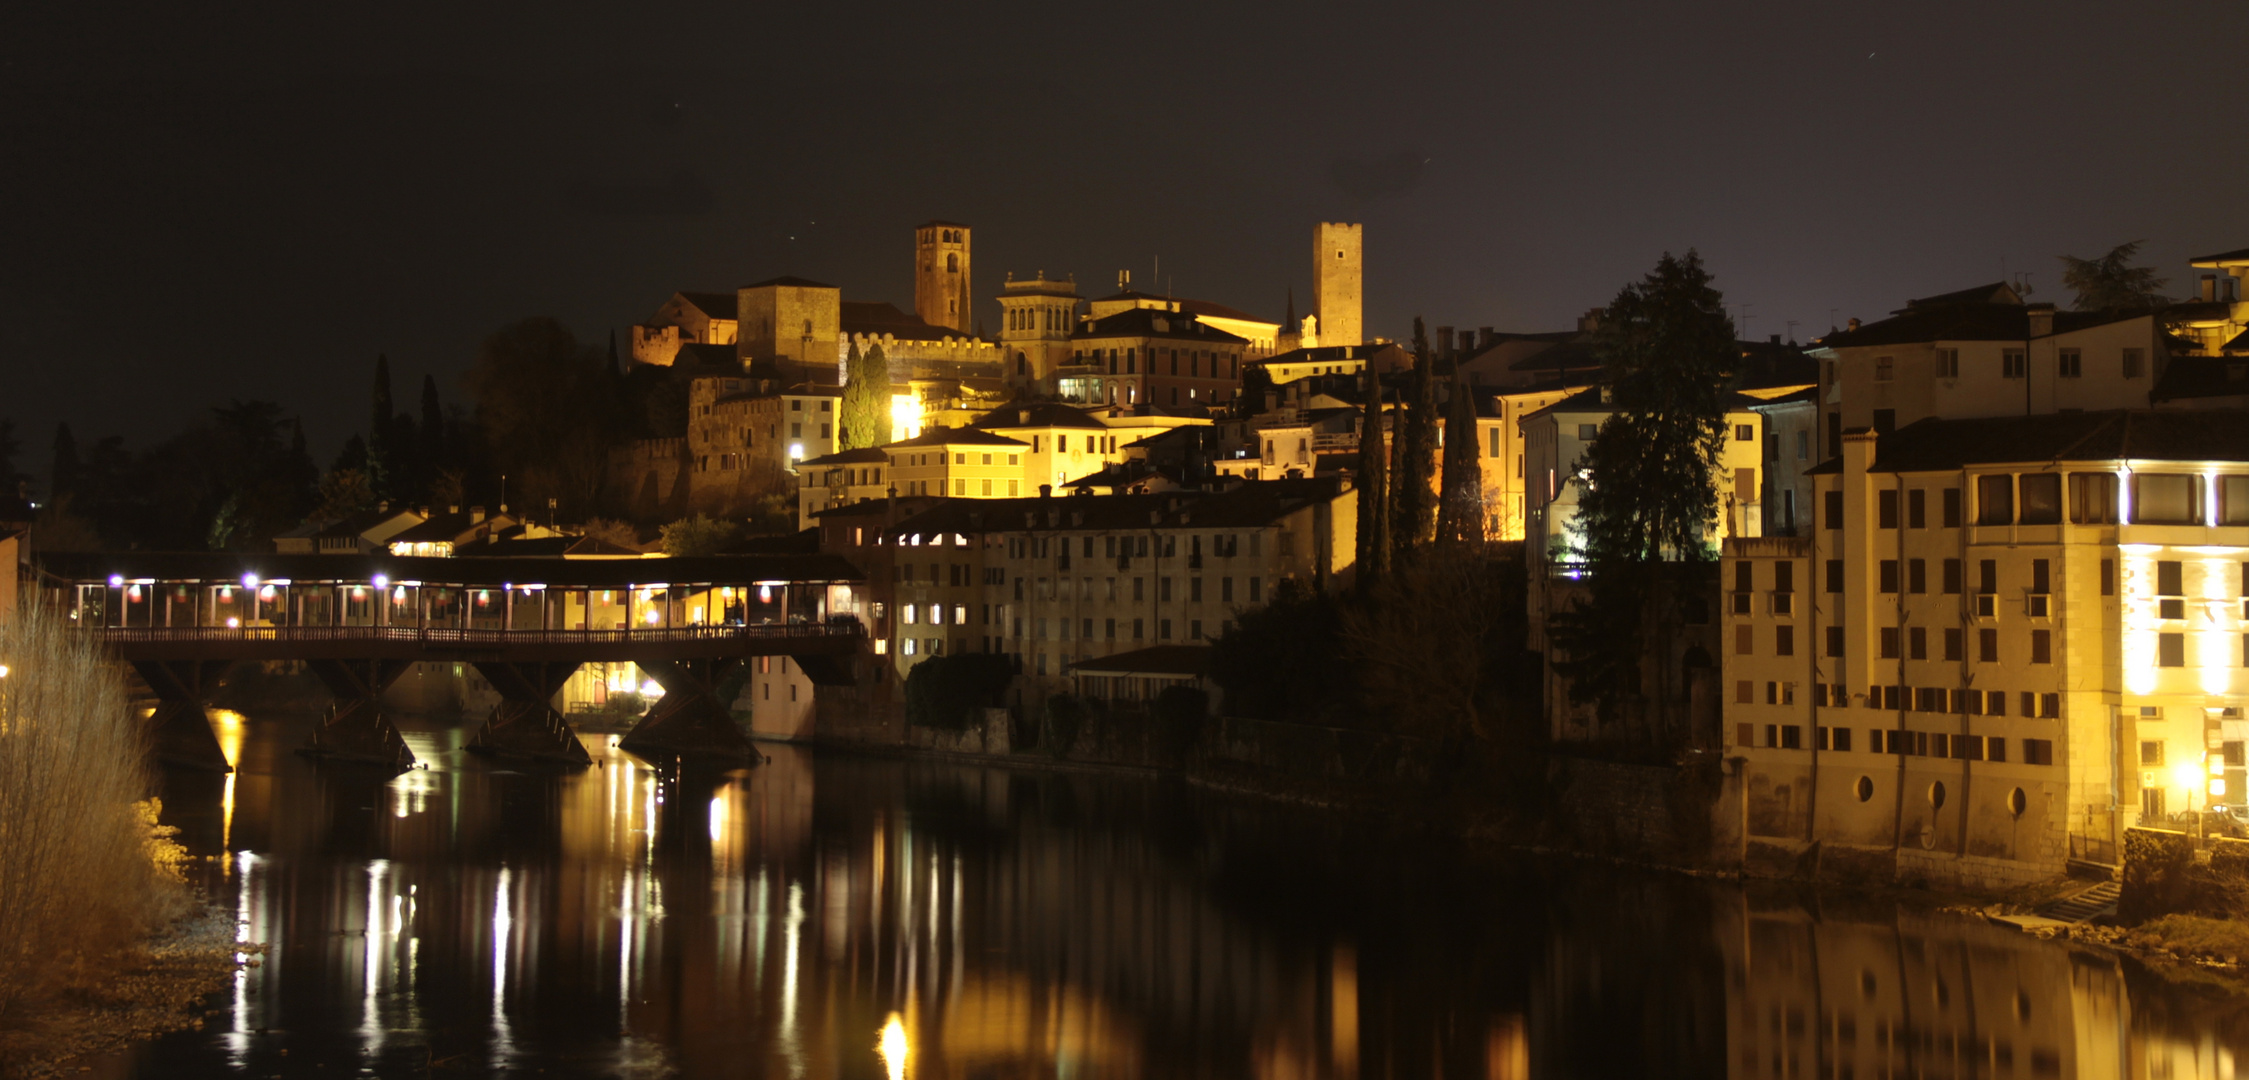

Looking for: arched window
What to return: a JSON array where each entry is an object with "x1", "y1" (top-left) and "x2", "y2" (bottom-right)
[
  {"x1": 1016, "y1": 352, "x2": 1027, "y2": 376},
  {"x1": 946, "y1": 253, "x2": 958, "y2": 273}
]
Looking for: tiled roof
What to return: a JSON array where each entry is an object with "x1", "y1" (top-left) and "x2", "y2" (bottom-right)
[
  {"x1": 1864, "y1": 409, "x2": 2249, "y2": 472},
  {"x1": 743, "y1": 276, "x2": 836, "y2": 290},
  {"x1": 841, "y1": 300, "x2": 966, "y2": 342},
  {"x1": 971, "y1": 402, "x2": 1107, "y2": 431},
  {"x1": 879, "y1": 477, "x2": 1347, "y2": 539},
  {"x1": 1066, "y1": 644, "x2": 1212, "y2": 677},
  {"x1": 678, "y1": 292, "x2": 737, "y2": 320},
  {"x1": 2150, "y1": 357, "x2": 2249, "y2": 403},
  {"x1": 1815, "y1": 305, "x2": 2143, "y2": 349},
  {"x1": 1073, "y1": 308, "x2": 1250, "y2": 344},
  {"x1": 882, "y1": 427, "x2": 1030, "y2": 449},
  {"x1": 800, "y1": 447, "x2": 892, "y2": 467}
]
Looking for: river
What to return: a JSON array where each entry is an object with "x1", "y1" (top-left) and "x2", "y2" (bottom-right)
[{"x1": 111, "y1": 708, "x2": 2245, "y2": 1078}]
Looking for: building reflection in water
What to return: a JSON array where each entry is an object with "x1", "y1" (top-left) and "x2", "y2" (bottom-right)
[{"x1": 142, "y1": 710, "x2": 2245, "y2": 1079}]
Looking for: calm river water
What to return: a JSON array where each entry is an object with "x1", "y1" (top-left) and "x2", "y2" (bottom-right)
[{"x1": 113, "y1": 708, "x2": 2246, "y2": 1078}]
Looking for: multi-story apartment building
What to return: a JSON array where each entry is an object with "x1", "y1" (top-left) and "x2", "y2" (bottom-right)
[
  {"x1": 827, "y1": 481, "x2": 1357, "y2": 703},
  {"x1": 1722, "y1": 411, "x2": 2249, "y2": 889},
  {"x1": 970, "y1": 403, "x2": 1127, "y2": 492},
  {"x1": 1064, "y1": 308, "x2": 1251, "y2": 410},
  {"x1": 793, "y1": 447, "x2": 891, "y2": 529},
  {"x1": 1809, "y1": 283, "x2": 2167, "y2": 458},
  {"x1": 882, "y1": 428, "x2": 1031, "y2": 499},
  {"x1": 1521, "y1": 387, "x2": 1776, "y2": 569}
]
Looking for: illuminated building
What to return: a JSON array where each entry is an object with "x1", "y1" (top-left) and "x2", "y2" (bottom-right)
[
  {"x1": 1312, "y1": 222, "x2": 1363, "y2": 348},
  {"x1": 914, "y1": 221, "x2": 972, "y2": 335},
  {"x1": 995, "y1": 272, "x2": 1083, "y2": 389},
  {"x1": 880, "y1": 428, "x2": 1031, "y2": 500},
  {"x1": 628, "y1": 291, "x2": 739, "y2": 367},
  {"x1": 1064, "y1": 307, "x2": 1251, "y2": 409},
  {"x1": 968, "y1": 402, "x2": 1125, "y2": 495},
  {"x1": 1723, "y1": 410, "x2": 2249, "y2": 888}
]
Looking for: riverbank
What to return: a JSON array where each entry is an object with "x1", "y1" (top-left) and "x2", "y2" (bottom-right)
[{"x1": 0, "y1": 907, "x2": 258, "y2": 1080}]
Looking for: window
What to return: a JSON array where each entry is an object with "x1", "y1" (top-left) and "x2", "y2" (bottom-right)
[
  {"x1": 2058, "y1": 348, "x2": 2082, "y2": 378},
  {"x1": 1874, "y1": 356, "x2": 1894, "y2": 382},
  {"x1": 1736, "y1": 680, "x2": 1753, "y2": 704},
  {"x1": 1944, "y1": 628, "x2": 1963, "y2": 661},
  {"x1": 1826, "y1": 560, "x2": 1843, "y2": 593},
  {"x1": 1942, "y1": 487, "x2": 1962, "y2": 528},
  {"x1": 2101, "y1": 558, "x2": 2115, "y2": 596},
  {"x1": 1879, "y1": 627, "x2": 1900, "y2": 659},
  {"x1": 2019, "y1": 474, "x2": 2062, "y2": 524},
  {"x1": 2022, "y1": 739, "x2": 2053, "y2": 766},
  {"x1": 1979, "y1": 627, "x2": 1998, "y2": 662},
  {"x1": 1577, "y1": 423, "x2": 1599, "y2": 440},
  {"x1": 2031, "y1": 558, "x2": 2051, "y2": 595},
  {"x1": 1776, "y1": 626, "x2": 1795, "y2": 656},
  {"x1": 1979, "y1": 559, "x2": 1998, "y2": 594},
  {"x1": 1879, "y1": 560, "x2": 1899, "y2": 593},
  {"x1": 2222, "y1": 475, "x2": 2249, "y2": 525},
  {"x1": 2141, "y1": 740, "x2": 2166, "y2": 767},
  {"x1": 1796, "y1": 431, "x2": 1809, "y2": 460},
  {"x1": 2123, "y1": 348, "x2": 2144, "y2": 379},
  {"x1": 2031, "y1": 629, "x2": 2051, "y2": 664},
  {"x1": 2158, "y1": 632, "x2": 2185, "y2": 667},
  {"x1": 2157, "y1": 560, "x2": 2183, "y2": 596},
  {"x1": 1879, "y1": 490, "x2": 1899, "y2": 529},
  {"x1": 1908, "y1": 558, "x2": 1927, "y2": 594},
  {"x1": 1825, "y1": 626, "x2": 1844, "y2": 657},
  {"x1": 1935, "y1": 348, "x2": 1959, "y2": 377},
  {"x1": 1824, "y1": 491, "x2": 1844, "y2": 529},
  {"x1": 1976, "y1": 475, "x2": 2014, "y2": 525},
  {"x1": 2134, "y1": 474, "x2": 2201, "y2": 524},
  {"x1": 1985, "y1": 689, "x2": 2007, "y2": 716},
  {"x1": 1942, "y1": 558, "x2": 1962, "y2": 594},
  {"x1": 2070, "y1": 473, "x2": 2119, "y2": 523},
  {"x1": 1735, "y1": 424, "x2": 1755, "y2": 441},
  {"x1": 2003, "y1": 348, "x2": 2026, "y2": 378},
  {"x1": 1907, "y1": 489, "x2": 1926, "y2": 528},
  {"x1": 1908, "y1": 627, "x2": 1926, "y2": 660}
]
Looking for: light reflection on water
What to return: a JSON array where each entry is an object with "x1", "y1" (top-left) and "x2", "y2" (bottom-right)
[{"x1": 131, "y1": 708, "x2": 2248, "y2": 1079}]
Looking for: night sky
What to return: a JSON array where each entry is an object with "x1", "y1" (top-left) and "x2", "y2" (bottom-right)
[{"x1": 6, "y1": 1, "x2": 2246, "y2": 479}]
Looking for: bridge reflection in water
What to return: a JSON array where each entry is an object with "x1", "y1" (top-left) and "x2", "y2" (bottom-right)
[
  {"x1": 36, "y1": 552, "x2": 868, "y2": 768},
  {"x1": 135, "y1": 717, "x2": 2245, "y2": 1079}
]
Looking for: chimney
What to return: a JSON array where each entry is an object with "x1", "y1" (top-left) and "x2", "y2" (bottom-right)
[
  {"x1": 1039, "y1": 484, "x2": 1052, "y2": 499},
  {"x1": 1436, "y1": 326, "x2": 1455, "y2": 357},
  {"x1": 470, "y1": 506, "x2": 486, "y2": 523},
  {"x1": 1846, "y1": 318, "x2": 1861, "y2": 332},
  {"x1": 2027, "y1": 303, "x2": 2055, "y2": 338},
  {"x1": 1478, "y1": 326, "x2": 1495, "y2": 349},
  {"x1": 1769, "y1": 333, "x2": 1781, "y2": 345},
  {"x1": 448, "y1": 505, "x2": 461, "y2": 516},
  {"x1": 1577, "y1": 309, "x2": 1603, "y2": 333},
  {"x1": 2202, "y1": 274, "x2": 2219, "y2": 302}
]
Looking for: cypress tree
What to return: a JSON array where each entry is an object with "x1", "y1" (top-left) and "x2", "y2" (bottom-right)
[
  {"x1": 1354, "y1": 365, "x2": 1390, "y2": 585},
  {"x1": 49, "y1": 423, "x2": 78, "y2": 504},
  {"x1": 366, "y1": 355, "x2": 394, "y2": 500},
  {"x1": 419, "y1": 374, "x2": 445, "y2": 467},
  {"x1": 1436, "y1": 376, "x2": 1485, "y2": 547},
  {"x1": 1391, "y1": 319, "x2": 1440, "y2": 550},
  {"x1": 840, "y1": 341, "x2": 879, "y2": 449}
]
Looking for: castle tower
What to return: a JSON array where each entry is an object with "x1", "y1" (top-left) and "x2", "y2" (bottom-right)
[
  {"x1": 1313, "y1": 222, "x2": 1363, "y2": 347},
  {"x1": 916, "y1": 221, "x2": 973, "y2": 335}
]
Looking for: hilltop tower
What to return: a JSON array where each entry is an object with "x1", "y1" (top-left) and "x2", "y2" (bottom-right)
[
  {"x1": 1313, "y1": 222, "x2": 1363, "y2": 347},
  {"x1": 916, "y1": 221, "x2": 973, "y2": 335}
]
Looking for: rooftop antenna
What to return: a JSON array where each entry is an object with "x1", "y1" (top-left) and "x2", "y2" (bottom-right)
[
  {"x1": 1735, "y1": 302, "x2": 1753, "y2": 342},
  {"x1": 1118, "y1": 269, "x2": 1130, "y2": 291},
  {"x1": 1784, "y1": 319, "x2": 1800, "y2": 344}
]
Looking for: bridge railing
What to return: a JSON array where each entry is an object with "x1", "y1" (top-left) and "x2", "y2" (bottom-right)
[{"x1": 91, "y1": 619, "x2": 867, "y2": 647}]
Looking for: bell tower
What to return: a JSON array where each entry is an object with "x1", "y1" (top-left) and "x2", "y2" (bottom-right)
[
  {"x1": 915, "y1": 221, "x2": 972, "y2": 334},
  {"x1": 1313, "y1": 222, "x2": 1362, "y2": 348}
]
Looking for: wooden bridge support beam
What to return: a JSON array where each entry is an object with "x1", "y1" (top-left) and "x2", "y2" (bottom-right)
[
  {"x1": 300, "y1": 659, "x2": 418, "y2": 769},
  {"x1": 465, "y1": 661, "x2": 591, "y2": 765},
  {"x1": 621, "y1": 657, "x2": 757, "y2": 762},
  {"x1": 130, "y1": 660, "x2": 235, "y2": 773}
]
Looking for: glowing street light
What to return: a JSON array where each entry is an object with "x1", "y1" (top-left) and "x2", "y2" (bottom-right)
[{"x1": 878, "y1": 1013, "x2": 909, "y2": 1080}]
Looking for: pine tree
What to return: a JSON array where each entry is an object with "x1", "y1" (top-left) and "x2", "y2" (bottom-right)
[
  {"x1": 1551, "y1": 249, "x2": 1737, "y2": 730},
  {"x1": 1391, "y1": 319, "x2": 1439, "y2": 551},
  {"x1": 2058, "y1": 240, "x2": 2171, "y2": 312},
  {"x1": 1435, "y1": 376, "x2": 1484, "y2": 547},
  {"x1": 1354, "y1": 365, "x2": 1390, "y2": 585}
]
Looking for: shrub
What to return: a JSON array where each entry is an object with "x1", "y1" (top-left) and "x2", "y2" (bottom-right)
[
  {"x1": 0, "y1": 600, "x2": 194, "y2": 1019},
  {"x1": 1152, "y1": 685, "x2": 1209, "y2": 759},
  {"x1": 1044, "y1": 694, "x2": 1085, "y2": 757},
  {"x1": 904, "y1": 654, "x2": 1014, "y2": 731}
]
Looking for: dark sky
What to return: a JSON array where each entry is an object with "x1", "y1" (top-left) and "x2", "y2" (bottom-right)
[{"x1": 6, "y1": 1, "x2": 2246, "y2": 480}]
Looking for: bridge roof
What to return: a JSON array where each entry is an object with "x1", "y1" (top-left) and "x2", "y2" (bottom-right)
[{"x1": 35, "y1": 551, "x2": 865, "y2": 587}]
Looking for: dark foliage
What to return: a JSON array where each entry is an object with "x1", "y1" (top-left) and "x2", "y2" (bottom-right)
[
  {"x1": 904, "y1": 653, "x2": 1015, "y2": 731},
  {"x1": 464, "y1": 318, "x2": 635, "y2": 519},
  {"x1": 1207, "y1": 581, "x2": 1355, "y2": 724}
]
